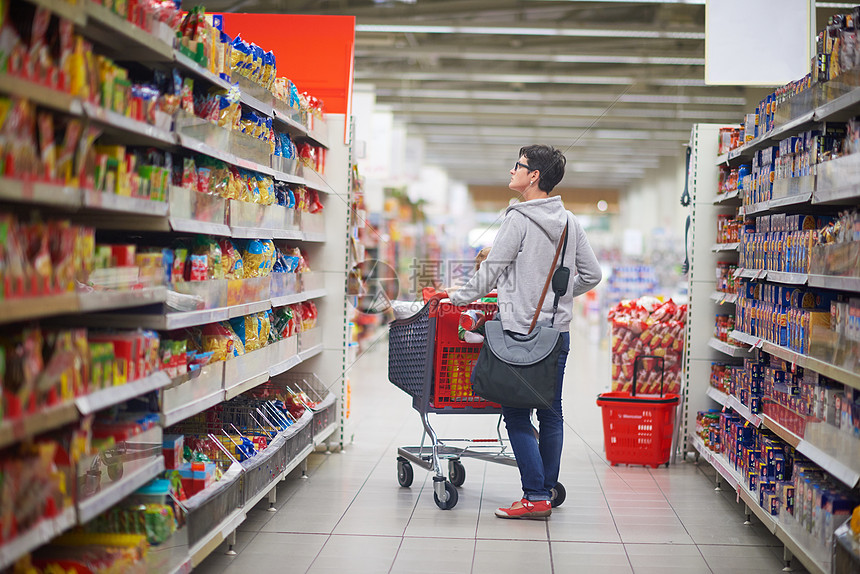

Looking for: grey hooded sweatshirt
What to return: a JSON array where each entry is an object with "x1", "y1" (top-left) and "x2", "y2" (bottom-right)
[{"x1": 449, "y1": 196, "x2": 602, "y2": 335}]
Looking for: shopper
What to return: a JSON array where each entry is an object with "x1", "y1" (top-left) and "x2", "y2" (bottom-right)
[{"x1": 449, "y1": 144, "x2": 602, "y2": 519}]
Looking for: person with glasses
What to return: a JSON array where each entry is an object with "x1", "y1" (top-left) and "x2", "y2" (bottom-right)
[{"x1": 449, "y1": 144, "x2": 602, "y2": 519}]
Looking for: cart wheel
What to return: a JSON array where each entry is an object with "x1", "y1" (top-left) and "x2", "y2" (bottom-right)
[
  {"x1": 107, "y1": 463, "x2": 124, "y2": 481},
  {"x1": 448, "y1": 460, "x2": 466, "y2": 487},
  {"x1": 397, "y1": 458, "x2": 413, "y2": 487},
  {"x1": 550, "y1": 482, "x2": 566, "y2": 508},
  {"x1": 434, "y1": 481, "x2": 458, "y2": 510}
]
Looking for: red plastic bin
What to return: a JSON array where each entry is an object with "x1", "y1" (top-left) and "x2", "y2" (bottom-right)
[
  {"x1": 596, "y1": 355, "x2": 679, "y2": 468},
  {"x1": 429, "y1": 297, "x2": 498, "y2": 409}
]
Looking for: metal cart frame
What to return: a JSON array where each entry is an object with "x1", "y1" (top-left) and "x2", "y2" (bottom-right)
[{"x1": 388, "y1": 295, "x2": 566, "y2": 510}]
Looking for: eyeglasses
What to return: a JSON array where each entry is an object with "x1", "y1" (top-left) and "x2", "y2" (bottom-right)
[{"x1": 513, "y1": 161, "x2": 535, "y2": 172}]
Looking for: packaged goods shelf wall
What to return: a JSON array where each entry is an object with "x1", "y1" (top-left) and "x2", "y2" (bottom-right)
[
  {"x1": 0, "y1": 1, "x2": 351, "y2": 570},
  {"x1": 688, "y1": 96, "x2": 860, "y2": 568}
]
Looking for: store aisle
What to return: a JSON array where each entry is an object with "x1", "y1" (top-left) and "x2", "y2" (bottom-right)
[{"x1": 196, "y1": 327, "x2": 806, "y2": 574}]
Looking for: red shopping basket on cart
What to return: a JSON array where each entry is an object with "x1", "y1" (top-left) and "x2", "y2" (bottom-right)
[{"x1": 596, "y1": 355, "x2": 679, "y2": 468}]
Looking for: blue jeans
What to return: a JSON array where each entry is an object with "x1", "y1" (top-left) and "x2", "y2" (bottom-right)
[{"x1": 501, "y1": 331, "x2": 570, "y2": 502}]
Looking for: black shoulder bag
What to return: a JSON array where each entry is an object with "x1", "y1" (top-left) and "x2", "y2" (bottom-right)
[{"x1": 471, "y1": 221, "x2": 569, "y2": 409}]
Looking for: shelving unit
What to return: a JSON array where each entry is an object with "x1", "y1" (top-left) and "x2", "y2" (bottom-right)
[
  {"x1": 689, "y1": 435, "x2": 828, "y2": 574},
  {"x1": 0, "y1": 2, "x2": 351, "y2": 570},
  {"x1": 688, "y1": 78, "x2": 860, "y2": 566}
]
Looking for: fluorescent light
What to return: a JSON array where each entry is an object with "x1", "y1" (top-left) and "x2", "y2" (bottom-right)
[
  {"x1": 383, "y1": 101, "x2": 741, "y2": 121},
  {"x1": 356, "y1": 47, "x2": 705, "y2": 66},
  {"x1": 356, "y1": 70, "x2": 636, "y2": 85},
  {"x1": 355, "y1": 24, "x2": 705, "y2": 40},
  {"x1": 375, "y1": 88, "x2": 747, "y2": 106}
]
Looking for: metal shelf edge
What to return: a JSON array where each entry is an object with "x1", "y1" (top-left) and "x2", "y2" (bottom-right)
[
  {"x1": 224, "y1": 372, "x2": 270, "y2": 401},
  {"x1": 78, "y1": 286, "x2": 167, "y2": 313},
  {"x1": 161, "y1": 390, "x2": 225, "y2": 427},
  {"x1": 313, "y1": 422, "x2": 337, "y2": 448},
  {"x1": 76, "y1": 371, "x2": 171, "y2": 415},
  {"x1": 77, "y1": 457, "x2": 165, "y2": 524},
  {"x1": 0, "y1": 506, "x2": 76, "y2": 570}
]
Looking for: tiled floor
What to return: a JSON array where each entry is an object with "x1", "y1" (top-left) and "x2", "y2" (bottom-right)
[{"x1": 195, "y1": 325, "x2": 808, "y2": 574}]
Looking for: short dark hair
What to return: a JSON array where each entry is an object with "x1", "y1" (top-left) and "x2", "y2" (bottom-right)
[{"x1": 519, "y1": 144, "x2": 566, "y2": 192}]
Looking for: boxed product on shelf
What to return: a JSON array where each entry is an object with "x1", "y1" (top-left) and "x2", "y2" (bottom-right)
[
  {"x1": 608, "y1": 297, "x2": 686, "y2": 395},
  {"x1": 178, "y1": 8, "x2": 232, "y2": 81}
]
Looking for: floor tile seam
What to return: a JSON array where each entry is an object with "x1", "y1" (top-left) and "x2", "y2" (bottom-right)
[
  {"x1": 471, "y1": 461, "x2": 486, "y2": 574},
  {"x1": 583, "y1": 449, "x2": 624, "y2": 544},
  {"x1": 304, "y1": 409, "x2": 416, "y2": 573}
]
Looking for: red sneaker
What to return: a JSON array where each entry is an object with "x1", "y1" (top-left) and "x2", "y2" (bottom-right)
[{"x1": 494, "y1": 498, "x2": 552, "y2": 519}]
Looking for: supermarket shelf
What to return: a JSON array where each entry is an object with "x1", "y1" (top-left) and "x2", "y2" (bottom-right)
[
  {"x1": 29, "y1": 0, "x2": 86, "y2": 24},
  {"x1": 229, "y1": 226, "x2": 275, "y2": 240},
  {"x1": 161, "y1": 390, "x2": 225, "y2": 428},
  {"x1": 715, "y1": 111, "x2": 815, "y2": 167},
  {"x1": 736, "y1": 268, "x2": 767, "y2": 280},
  {"x1": 78, "y1": 286, "x2": 168, "y2": 312},
  {"x1": 82, "y1": 2, "x2": 174, "y2": 62},
  {"x1": 273, "y1": 169, "x2": 306, "y2": 186},
  {"x1": 300, "y1": 169, "x2": 337, "y2": 194},
  {"x1": 81, "y1": 189, "x2": 169, "y2": 216},
  {"x1": 725, "y1": 393, "x2": 762, "y2": 427},
  {"x1": 807, "y1": 274, "x2": 860, "y2": 293},
  {"x1": 77, "y1": 457, "x2": 166, "y2": 524},
  {"x1": 0, "y1": 506, "x2": 77, "y2": 571},
  {"x1": 711, "y1": 242, "x2": 739, "y2": 253},
  {"x1": 88, "y1": 307, "x2": 231, "y2": 331},
  {"x1": 760, "y1": 414, "x2": 802, "y2": 449},
  {"x1": 271, "y1": 288, "x2": 327, "y2": 308},
  {"x1": 744, "y1": 192, "x2": 812, "y2": 216},
  {"x1": 689, "y1": 434, "x2": 740, "y2": 492},
  {"x1": 705, "y1": 386, "x2": 729, "y2": 407},
  {"x1": 273, "y1": 109, "x2": 309, "y2": 137},
  {"x1": 227, "y1": 300, "x2": 271, "y2": 319},
  {"x1": 178, "y1": 134, "x2": 276, "y2": 177},
  {"x1": 173, "y1": 51, "x2": 233, "y2": 92},
  {"x1": 713, "y1": 189, "x2": 741, "y2": 204},
  {"x1": 298, "y1": 343, "x2": 325, "y2": 363},
  {"x1": 239, "y1": 91, "x2": 275, "y2": 118},
  {"x1": 169, "y1": 217, "x2": 232, "y2": 237},
  {"x1": 76, "y1": 371, "x2": 171, "y2": 415},
  {"x1": 710, "y1": 292, "x2": 738, "y2": 304},
  {"x1": 812, "y1": 185, "x2": 860, "y2": 205},
  {"x1": 777, "y1": 525, "x2": 828, "y2": 574},
  {"x1": 188, "y1": 509, "x2": 246, "y2": 569},
  {"x1": 269, "y1": 354, "x2": 302, "y2": 378},
  {"x1": 0, "y1": 177, "x2": 81, "y2": 209},
  {"x1": 272, "y1": 229, "x2": 304, "y2": 240},
  {"x1": 82, "y1": 102, "x2": 176, "y2": 147},
  {"x1": 0, "y1": 401, "x2": 79, "y2": 451},
  {"x1": 0, "y1": 293, "x2": 79, "y2": 325},
  {"x1": 730, "y1": 330, "x2": 860, "y2": 391},
  {"x1": 795, "y1": 423, "x2": 860, "y2": 488},
  {"x1": 0, "y1": 75, "x2": 84, "y2": 116},
  {"x1": 314, "y1": 421, "x2": 337, "y2": 448},
  {"x1": 306, "y1": 125, "x2": 329, "y2": 150},
  {"x1": 765, "y1": 271, "x2": 808, "y2": 286},
  {"x1": 708, "y1": 337, "x2": 755, "y2": 358},
  {"x1": 224, "y1": 372, "x2": 270, "y2": 401},
  {"x1": 303, "y1": 232, "x2": 328, "y2": 243}
]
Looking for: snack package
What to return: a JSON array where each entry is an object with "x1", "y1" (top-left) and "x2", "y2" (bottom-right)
[
  {"x1": 220, "y1": 238, "x2": 243, "y2": 279},
  {"x1": 242, "y1": 239, "x2": 267, "y2": 278},
  {"x1": 201, "y1": 322, "x2": 234, "y2": 362}
]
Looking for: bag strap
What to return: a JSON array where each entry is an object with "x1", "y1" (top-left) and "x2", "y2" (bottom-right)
[
  {"x1": 550, "y1": 220, "x2": 570, "y2": 326},
  {"x1": 528, "y1": 222, "x2": 568, "y2": 334}
]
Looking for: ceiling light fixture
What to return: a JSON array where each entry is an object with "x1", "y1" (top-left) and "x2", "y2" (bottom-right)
[
  {"x1": 355, "y1": 24, "x2": 705, "y2": 40},
  {"x1": 374, "y1": 88, "x2": 747, "y2": 106}
]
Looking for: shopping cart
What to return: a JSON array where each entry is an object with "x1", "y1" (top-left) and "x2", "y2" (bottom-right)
[
  {"x1": 596, "y1": 355, "x2": 680, "y2": 468},
  {"x1": 388, "y1": 293, "x2": 567, "y2": 510}
]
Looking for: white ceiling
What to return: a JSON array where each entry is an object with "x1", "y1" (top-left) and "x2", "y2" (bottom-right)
[{"x1": 188, "y1": 0, "x2": 849, "y2": 189}]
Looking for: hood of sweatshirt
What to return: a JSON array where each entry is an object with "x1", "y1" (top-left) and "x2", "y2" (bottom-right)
[{"x1": 506, "y1": 196, "x2": 568, "y2": 242}]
